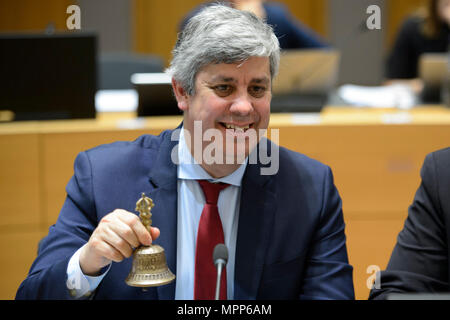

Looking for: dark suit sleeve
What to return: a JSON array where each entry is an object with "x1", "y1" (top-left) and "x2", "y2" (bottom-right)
[
  {"x1": 265, "y1": 3, "x2": 328, "y2": 49},
  {"x1": 369, "y1": 152, "x2": 449, "y2": 299},
  {"x1": 300, "y1": 167, "x2": 355, "y2": 300},
  {"x1": 16, "y1": 152, "x2": 98, "y2": 299}
]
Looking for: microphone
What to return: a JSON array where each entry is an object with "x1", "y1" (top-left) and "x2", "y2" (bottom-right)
[{"x1": 213, "y1": 243, "x2": 228, "y2": 300}]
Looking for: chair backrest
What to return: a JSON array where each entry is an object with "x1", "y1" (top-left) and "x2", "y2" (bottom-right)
[{"x1": 98, "y1": 52, "x2": 164, "y2": 90}]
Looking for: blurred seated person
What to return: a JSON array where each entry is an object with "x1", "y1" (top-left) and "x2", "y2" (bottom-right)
[
  {"x1": 369, "y1": 147, "x2": 450, "y2": 299},
  {"x1": 179, "y1": 0, "x2": 329, "y2": 50},
  {"x1": 385, "y1": 0, "x2": 450, "y2": 95}
]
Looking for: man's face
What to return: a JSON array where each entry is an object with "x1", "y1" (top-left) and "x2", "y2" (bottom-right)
[{"x1": 175, "y1": 56, "x2": 271, "y2": 172}]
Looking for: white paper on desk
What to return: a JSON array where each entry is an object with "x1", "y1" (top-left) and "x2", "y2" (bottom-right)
[
  {"x1": 95, "y1": 89, "x2": 138, "y2": 112},
  {"x1": 337, "y1": 84, "x2": 417, "y2": 109}
]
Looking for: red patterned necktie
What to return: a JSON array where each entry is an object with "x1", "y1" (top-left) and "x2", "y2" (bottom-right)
[{"x1": 194, "y1": 180, "x2": 229, "y2": 300}]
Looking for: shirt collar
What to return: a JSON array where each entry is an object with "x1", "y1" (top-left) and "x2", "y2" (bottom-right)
[{"x1": 177, "y1": 126, "x2": 247, "y2": 187}]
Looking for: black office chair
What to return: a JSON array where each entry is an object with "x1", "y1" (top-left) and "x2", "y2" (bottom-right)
[{"x1": 98, "y1": 52, "x2": 164, "y2": 90}]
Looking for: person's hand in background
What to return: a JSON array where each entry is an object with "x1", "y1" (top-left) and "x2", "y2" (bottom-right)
[
  {"x1": 231, "y1": 0, "x2": 266, "y2": 19},
  {"x1": 437, "y1": 0, "x2": 450, "y2": 25}
]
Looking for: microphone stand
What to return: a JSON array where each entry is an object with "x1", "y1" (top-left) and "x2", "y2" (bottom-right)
[{"x1": 214, "y1": 258, "x2": 225, "y2": 300}]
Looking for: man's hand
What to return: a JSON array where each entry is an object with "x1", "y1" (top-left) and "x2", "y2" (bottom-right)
[{"x1": 79, "y1": 209, "x2": 160, "y2": 276}]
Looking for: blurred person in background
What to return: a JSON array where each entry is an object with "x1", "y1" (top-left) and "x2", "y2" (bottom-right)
[
  {"x1": 385, "y1": 0, "x2": 450, "y2": 94},
  {"x1": 179, "y1": 0, "x2": 329, "y2": 50}
]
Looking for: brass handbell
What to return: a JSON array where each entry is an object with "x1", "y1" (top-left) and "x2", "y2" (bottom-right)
[{"x1": 125, "y1": 193, "x2": 175, "y2": 287}]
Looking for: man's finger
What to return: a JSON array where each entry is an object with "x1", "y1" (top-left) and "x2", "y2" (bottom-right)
[
  {"x1": 102, "y1": 227, "x2": 133, "y2": 259},
  {"x1": 150, "y1": 227, "x2": 160, "y2": 242},
  {"x1": 117, "y1": 212, "x2": 152, "y2": 246},
  {"x1": 94, "y1": 237, "x2": 125, "y2": 263},
  {"x1": 109, "y1": 219, "x2": 141, "y2": 249}
]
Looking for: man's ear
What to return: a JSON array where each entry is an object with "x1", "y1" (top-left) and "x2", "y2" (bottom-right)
[{"x1": 171, "y1": 78, "x2": 189, "y2": 111}]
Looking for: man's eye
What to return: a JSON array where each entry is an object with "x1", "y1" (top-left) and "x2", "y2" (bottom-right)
[
  {"x1": 249, "y1": 86, "x2": 267, "y2": 98},
  {"x1": 213, "y1": 85, "x2": 233, "y2": 96}
]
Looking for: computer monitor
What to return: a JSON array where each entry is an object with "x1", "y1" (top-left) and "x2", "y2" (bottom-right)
[
  {"x1": 271, "y1": 49, "x2": 340, "y2": 113},
  {"x1": 0, "y1": 33, "x2": 97, "y2": 121},
  {"x1": 272, "y1": 49, "x2": 340, "y2": 95},
  {"x1": 131, "y1": 73, "x2": 180, "y2": 116},
  {"x1": 418, "y1": 53, "x2": 448, "y2": 103}
]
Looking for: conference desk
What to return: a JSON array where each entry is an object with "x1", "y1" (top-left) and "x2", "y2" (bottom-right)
[{"x1": 1, "y1": 106, "x2": 450, "y2": 300}]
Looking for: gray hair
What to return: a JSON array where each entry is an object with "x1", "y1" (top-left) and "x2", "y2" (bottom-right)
[{"x1": 166, "y1": 3, "x2": 280, "y2": 95}]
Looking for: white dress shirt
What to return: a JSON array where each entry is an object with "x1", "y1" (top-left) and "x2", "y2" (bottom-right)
[
  {"x1": 175, "y1": 127, "x2": 246, "y2": 300},
  {"x1": 66, "y1": 127, "x2": 246, "y2": 300}
]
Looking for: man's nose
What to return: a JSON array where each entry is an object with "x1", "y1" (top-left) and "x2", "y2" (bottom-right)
[{"x1": 230, "y1": 94, "x2": 253, "y2": 116}]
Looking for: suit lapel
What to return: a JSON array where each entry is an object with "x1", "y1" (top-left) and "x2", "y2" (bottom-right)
[
  {"x1": 234, "y1": 142, "x2": 277, "y2": 299},
  {"x1": 146, "y1": 129, "x2": 180, "y2": 300}
]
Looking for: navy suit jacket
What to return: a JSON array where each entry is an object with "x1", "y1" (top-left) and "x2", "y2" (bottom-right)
[
  {"x1": 369, "y1": 147, "x2": 450, "y2": 299},
  {"x1": 16, "y1": 129, "x2": 354, "y2": 300},
  {"x1": 179, "y1": 2, "x2": 329, "y2": 50}
]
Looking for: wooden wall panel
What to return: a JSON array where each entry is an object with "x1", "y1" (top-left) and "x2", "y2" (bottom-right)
[
  {"x1": 280, "y1": 0, "x2": 327, "y2": 37},
  {"x1": 133, "y1": 0, "x2": 203, "y2": 66},
  {"x1": 133, "y1": 0, "x2": 327, "y2": 66},
  {"x1": 346, "y1": 219, "x2": 405, "y2": 300},
  {"x1": 0, "y1": 134, "x2": 41, "y2": 227},
  {"x1": 0, "y1": 0, "x2": 75, "y2": 32},
  {"x1": 0, "y1": 230, "x2": 46, "y2": 299},
  {"x1": 0, "y1": 1, "x2": 439, "y2": 60},
  {"x1": 386, "y1": 0, "x2": 428, "y2": 49}
]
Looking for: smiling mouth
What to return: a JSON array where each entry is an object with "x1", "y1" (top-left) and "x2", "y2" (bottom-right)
[{"x1": 220, "y1": 122, "x2": 252, "y2": 132}]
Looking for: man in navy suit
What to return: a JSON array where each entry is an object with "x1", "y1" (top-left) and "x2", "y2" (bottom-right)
[
  {"x1": 16, "y1": 4, "x2": 353, "y2": 300},
  {"x1": 369, "y1": 147, "x2": 450, "y2": 299}
]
